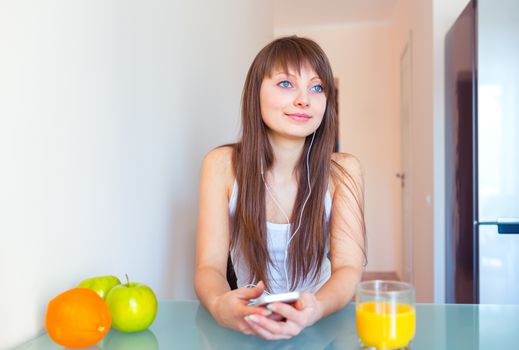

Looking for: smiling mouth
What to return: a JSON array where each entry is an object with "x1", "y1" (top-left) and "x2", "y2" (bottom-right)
[{"x1": 286, "y1": 113, "x2": 311, "y2": 121}]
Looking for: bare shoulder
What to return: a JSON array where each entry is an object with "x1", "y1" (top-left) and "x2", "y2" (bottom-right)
[
  {"x1": 331, "y1": 152, "x2": 361, "y2": 169},
  {"x1": 201, "y1": 145, "x2": 235, "y2": 197},
  {"x1": 203, "y1": 145, "x2": 234, "y2": 167},
  {"x1": 331, "y1": 152, "x2": 363, "y2": 177},
  {"x1": 330, "y1": 152, "x2": 364, "y2": 195}
]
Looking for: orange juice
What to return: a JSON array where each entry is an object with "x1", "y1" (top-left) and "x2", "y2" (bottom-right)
[{"x1": 356, "y1": 301, "x2": 415, "y2": 349}]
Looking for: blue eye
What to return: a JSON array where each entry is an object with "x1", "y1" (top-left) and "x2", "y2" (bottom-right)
[
  {"x1": 278, "y1": 80, "x2": 292, "y2": 88},
  {"x1": 311, "y1": 85, "x2": 324, "y2": 93}
]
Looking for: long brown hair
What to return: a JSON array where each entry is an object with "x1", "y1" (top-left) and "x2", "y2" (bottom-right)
[{"x1": 231, "y1": 36, "x2": 363, "y2": 291}]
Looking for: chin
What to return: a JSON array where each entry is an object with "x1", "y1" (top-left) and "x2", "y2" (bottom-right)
[
  {"x1": 267, "y1": 123, "x2": 320, "y2": 141},
  {"x1": 282, "y1": 129, "x2": 317, "y2": 140}
]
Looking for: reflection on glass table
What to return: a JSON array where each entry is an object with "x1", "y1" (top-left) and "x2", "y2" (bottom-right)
[{"x1": 15, "y1": 301, "x2": 519, "y2": 350}]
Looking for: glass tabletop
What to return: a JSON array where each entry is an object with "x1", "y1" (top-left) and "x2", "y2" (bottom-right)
[{"x1": 16, "y1": 301, "x2": 519, "y2": 349}]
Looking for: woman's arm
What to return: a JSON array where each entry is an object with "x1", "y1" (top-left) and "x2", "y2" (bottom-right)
[
  {"x1": 194, "y1": 147, "x2": 267, "y2": 334},
  {"x1": 313, "y1": 152, "x2": 365, "y2": 319},
  {"x1": 194, "y1": 147, "x2": 234, "y2": 312}
]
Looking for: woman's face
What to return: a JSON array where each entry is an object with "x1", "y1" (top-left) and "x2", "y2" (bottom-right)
[{"x1": 259, "y1": 64, "x2": 327, "y2": 140}]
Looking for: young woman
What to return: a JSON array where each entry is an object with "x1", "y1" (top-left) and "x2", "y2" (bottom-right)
[{"x1": 195, "y1": 36, "x2": 366, "y2": 340}]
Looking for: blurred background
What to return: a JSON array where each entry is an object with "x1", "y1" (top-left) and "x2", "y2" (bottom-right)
[{"x1": 0, "y1": 0, "x2": 471, "y2": 348}]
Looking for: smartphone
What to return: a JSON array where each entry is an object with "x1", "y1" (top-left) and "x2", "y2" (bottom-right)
[{"x1": 248, "y1": 291, "x2": 301, "y2": 307}]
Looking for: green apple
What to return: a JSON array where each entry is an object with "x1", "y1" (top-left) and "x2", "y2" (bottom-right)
[
  {"x1": 77, "y1": 275, "x2": 121, "y2": 300},
  {"x1": 105, "y1": 275, "x2": 158, "y2": 333}
]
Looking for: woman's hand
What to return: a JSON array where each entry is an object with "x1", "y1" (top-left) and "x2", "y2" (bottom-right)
[
  {"x1": 211, "y1": 282, "x2": 273, "y2": 335},
  {"x1": 243, "y1": 291, "x2": 322, "y2": 340}
]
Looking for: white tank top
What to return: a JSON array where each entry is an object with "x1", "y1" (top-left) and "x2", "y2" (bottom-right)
[{"x1": 229, "y1": 180, "x2": 332, "y2": 293}]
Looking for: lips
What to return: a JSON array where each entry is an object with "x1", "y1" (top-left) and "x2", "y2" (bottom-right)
[{"x1": 285, "y1": 113, "x2": 311, "y2": 121}]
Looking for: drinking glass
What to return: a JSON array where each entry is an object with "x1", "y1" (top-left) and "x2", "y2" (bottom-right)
[{"x1": 355, "y1": 280, "x2": 416, "y2": 349}]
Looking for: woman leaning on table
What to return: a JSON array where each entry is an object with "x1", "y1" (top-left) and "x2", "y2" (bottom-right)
[{"x1": 194, "y1": 35, "x2": 366, "y2": 340}]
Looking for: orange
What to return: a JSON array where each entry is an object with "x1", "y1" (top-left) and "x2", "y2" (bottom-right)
[{"x1": 45, "y1": 287, "x2": 111, "y2": 348}]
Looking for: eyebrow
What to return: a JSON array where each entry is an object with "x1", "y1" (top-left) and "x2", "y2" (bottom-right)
[{"x1": 272, "y1": 71, "x2": 322, "y2": 81}]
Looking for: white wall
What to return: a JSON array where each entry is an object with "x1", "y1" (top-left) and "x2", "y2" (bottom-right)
[
  {"x1": 432, "y1": 0, "x2": 471, "y2": 303},
  {"x1": 390, "y1": 0, "x2": 435, "y2": 302},
  {"x1": 408, "y1": 0, "x2": 435, "y2": 303},
  {"x1": 0, "y1": 1, "x2": 273, "y2": 348},
  {"x1": 275, "y1": 23, "x2": 402, "y2": 274}
]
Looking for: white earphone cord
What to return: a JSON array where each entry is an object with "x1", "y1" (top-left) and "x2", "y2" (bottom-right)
[{"x1": 261, "y1": 131, "x2": 316, "y2": 292}]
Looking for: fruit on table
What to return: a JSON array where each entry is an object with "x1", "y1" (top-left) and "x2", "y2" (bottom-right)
[
  {"x1": 106, "y1": 275, "x2": 158, "y2": 333},
  {"x1": 77, "y1": 275, "x2": 121, "y2": 300},
  {"x1": 45, "y1": 288, "x2": 111, "y2": 348}
]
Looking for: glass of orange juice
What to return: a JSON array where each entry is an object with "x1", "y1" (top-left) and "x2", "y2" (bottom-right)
[{"x1": 356, "y1": 280, "x2": 415, "y2": 349}]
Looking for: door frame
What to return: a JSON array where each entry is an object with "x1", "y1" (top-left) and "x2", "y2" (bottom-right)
[{"x1": 399, "y1": 31, "x2": 414, "y2": 284}]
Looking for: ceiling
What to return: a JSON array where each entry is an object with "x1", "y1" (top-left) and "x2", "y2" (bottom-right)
[{"x1": 273, "y1": 0, "x2": 399, "y2": 29}]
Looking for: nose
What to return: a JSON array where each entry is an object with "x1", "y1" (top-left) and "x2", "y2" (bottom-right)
[{"x1": 294, "y1": 89, "x2": 310, "y2": 108}]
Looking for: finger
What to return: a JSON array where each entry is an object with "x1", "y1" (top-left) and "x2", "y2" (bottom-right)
[
  {"x1": 237, "y1": 320, "x2": 255, "y2": 335},
  {"x1": 294, "y1": 292, "x2": 311, "y2": 310},
  {"x1": 249, "y1": 323, "x2": 275, "y2": 340},
  {"x1": 245, "y1": 320, "x2": 272, "y2": 339},
  {"x1": 234, "y1": 282, "x2": 265, "y2": 300},
  {"x1": 244, "y1": 315, "x2": 286, "y2": 340},
  {"x1": 267, "y1": 312, "x2": 285, "y2": 321},
  {"x1": 241, "y1": 304, "x2": 273, "y2": 317},
  {"x1": 294, "y1": 299, "x2": 304, "y2": 310},
  {"x1": 266, "y1": 302, "x2": 300, "y2": 321},
  {"x1": 241, "y1": 325, "x2": 255, "y2": 335},
  {"x1": 244, "y1": 314, "x2": 295, "y2": 339}
]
